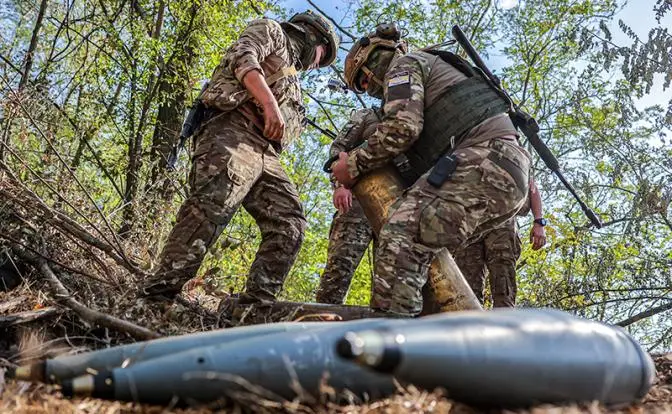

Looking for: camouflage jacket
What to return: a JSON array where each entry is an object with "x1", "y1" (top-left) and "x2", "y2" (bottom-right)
[
  {"x1": 346, "y1": 51, "x2": 517, "y2": 179},
  {"x1": 330, "y1": 107, "x2": 381, "y2": 188},
  {"x1": 200, "y1": 18, "x2": 304, "y2": 148}
]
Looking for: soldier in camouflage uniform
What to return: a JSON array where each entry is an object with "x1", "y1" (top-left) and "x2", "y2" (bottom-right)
[
  {"x1": 332, "y1": 25, "x2": 532, "y2": 315},
  {"x1": 454, "y1": 179, "x2": 547, "y2": 308},
  {"x1": 316, "y1": 108, "x2": 381, "y2": 304},
  {"x1": 141, "y1": 11, "x2": 339, "y2": 304}
]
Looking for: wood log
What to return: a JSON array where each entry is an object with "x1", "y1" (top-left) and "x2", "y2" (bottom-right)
[
  {"x1": 0, "y1": 297, "x2": 24, "y2": 314},
  {"x1": 218, "y1": 283, "x2": 442, "y2": 327},
  {"x1": 218, "y1": 298, "x2": 410, "y2": 326},
  {"x1": 0, "y1": 307, "x2": 61, "y2": 328}
]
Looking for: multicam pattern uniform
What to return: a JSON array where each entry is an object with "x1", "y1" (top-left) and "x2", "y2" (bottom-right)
[
  {"x1": 346, "y1": 51, "x2": 531, "y2": 315},
  {"x1": 316, "y1": 108, "x2": 380, "y2": 304},
  {"x1": 453, "y1": 217, "x2": 521, "y2": 308},
  {"x1": 142, "y1": 19, "x2": 307, "y2": 302}
]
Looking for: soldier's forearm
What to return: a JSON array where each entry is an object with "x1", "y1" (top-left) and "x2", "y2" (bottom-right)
[
  {"x1": 242, "y1": 69, "x2": 278, "y2": 110},
  {"x1": 529, "y1": 179, "x2": 543, "y2": 219}
]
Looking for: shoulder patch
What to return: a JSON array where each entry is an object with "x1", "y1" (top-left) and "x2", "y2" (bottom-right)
[
  {"x1": 387, "y1": 71, "x2": 410, "y2": 87},
  {"x1": 386, "y1": 71, "x2": 412, "y2": 102}
]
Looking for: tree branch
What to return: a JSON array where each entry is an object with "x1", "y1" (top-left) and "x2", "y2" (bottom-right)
[
  {"x1": 307, "y1": 92, "x2": 338, "y2": 130},
  {"x1": 306, "y1": 0, "x2": 357, "y2": 41},
  {"x1": 1, "y1": 77, "x2": 131, "y2": 266},
  {"x1": 34, "y1": 258, "x2": 160, "y2": 340},
  {"x1": 19, "y1": 0, "x2": 48, "y2": 90},
  {"x1": 329, "y1": 65, "x2": 368, "y2": 108},
  {"x1": 616, "y1": 301, "x2": 672, "y2": 327}
]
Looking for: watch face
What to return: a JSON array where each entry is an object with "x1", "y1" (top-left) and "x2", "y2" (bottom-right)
[{"x1": 536, "y1": 218, "x2": 547, "y2": 226}]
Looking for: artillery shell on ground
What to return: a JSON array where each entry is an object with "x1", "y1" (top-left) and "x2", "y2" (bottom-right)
[
  {"x1": 337, "y1": 308, "x2": 656, "y2": 408},
  {"x1": 11, "y1": 321, "x2": 333, "y2": 383},
  {"x1": 59, "y1": 312, "x2": 480, "y2": 405}
]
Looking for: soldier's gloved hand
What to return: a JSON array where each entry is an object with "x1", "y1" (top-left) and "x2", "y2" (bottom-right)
[
  {"x1": 333, "y1": 186, "x2": 352, "y2": 214},
  {"x1": 530, "y1": 223, "x2": 546, "y2": 250},
  {"x1": 262, "y1": 101, "x2": 285, "y2": 141},
  {"x1": 332, "y1": 152, "x2": 356, "y2": 188}
]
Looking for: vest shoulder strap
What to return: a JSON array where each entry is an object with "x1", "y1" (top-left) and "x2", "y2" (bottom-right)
[
  {"x1": 266, "y1": 66, "x2": 298, "y2": 86},
  {"x1": 421, "y1": 49, "x2": 478, "y2": 78}
]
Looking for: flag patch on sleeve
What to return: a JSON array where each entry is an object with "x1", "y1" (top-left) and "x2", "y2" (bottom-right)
[
  {"x1": 387, "y1": 71, "x2": 411, "y2": 101},
  {"x1": 387, "y1": 72, "x2": 410, "y2": 87}
]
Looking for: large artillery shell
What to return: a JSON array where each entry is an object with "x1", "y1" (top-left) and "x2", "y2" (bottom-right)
[
  {"x1": 61, "y1": 318, "x2": 402, "y2": 405},
  {"x1": 60, "y1": 313, "x2": 481, "y2": 405},
  {"x1": 15, "y1": 321, "x2": 332, "y2": 383},
  {"x1": 337, "y1": 308, "x2": 656, "y2": 408}
]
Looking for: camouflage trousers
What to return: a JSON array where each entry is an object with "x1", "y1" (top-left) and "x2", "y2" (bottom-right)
[
  {"x1": 371, "y1": 137, "x2": 530, "y2": 315},
  {"x1": 453, "y1": 217, "x2": 522, "y2": 308},
  {"x1": 142, "y1": 112, "x2": 306, "y2": 301},
  {"x1": 315, "y1": 197, "x2": 375, "y2": 304}
]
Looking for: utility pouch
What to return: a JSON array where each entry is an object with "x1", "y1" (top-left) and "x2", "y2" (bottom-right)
[{"x1": 427, "y1": 154, "x2": 458, "y2": 188}]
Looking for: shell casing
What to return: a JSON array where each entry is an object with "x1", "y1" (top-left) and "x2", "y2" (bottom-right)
[{"x1": 351, "y1": 165, "x2": 482, "y2": 312}]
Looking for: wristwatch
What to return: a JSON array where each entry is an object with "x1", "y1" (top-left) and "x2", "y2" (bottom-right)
[{"x1": 533, "y1": 218, "x2": 548, "y2": 226}]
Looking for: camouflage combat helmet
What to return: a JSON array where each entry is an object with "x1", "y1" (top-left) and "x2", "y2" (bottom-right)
[
  {"x1": 285, "y1": 10, "x2": 340, "y2": 67},
  {"x1": 344, "y1": 23, "x2": 407, "y2": 93}
]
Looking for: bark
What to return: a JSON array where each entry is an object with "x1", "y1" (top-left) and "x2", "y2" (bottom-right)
[
  {"x1": 218, "y1": 298, "x2": 409, "y2": 327},
  {"x1": 0, "y1": 308, "x2": 62, "y2": 328},
  {"x1": 147, "y1": 1, "x2": 199, "y2": 201},
  {"x1": 18, "y1": 0, "x2": 48, "y2": 90},
  {"x1": 147, "y1": 68, "x2": 188, "y2": 197},
  {"x1": 119, "y1": 1, "x2": 198, "y2": 236}
]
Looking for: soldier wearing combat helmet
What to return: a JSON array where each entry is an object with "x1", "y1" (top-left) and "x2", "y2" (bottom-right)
[
  {"x1": 332, "y1": 24, "x2": 532, "y2": 315},
  {"x1": 141, "y1": 11, "x2": 338, "y2": 304}
]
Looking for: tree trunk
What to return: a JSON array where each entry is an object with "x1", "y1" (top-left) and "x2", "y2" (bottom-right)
[
  {"x1": 147, "y1": 2, "x2": 199, "y2": 202},
  {"x1": 1, "y1": 0, "x2": 48, "y2": 162},
  {"x1": 19, "y1": 0, "x2": 48, "y2": 90}
]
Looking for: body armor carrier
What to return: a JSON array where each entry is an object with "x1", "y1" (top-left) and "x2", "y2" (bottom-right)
[{"x1": 393, "y1": 50, "x2": 511, "y2": 186}]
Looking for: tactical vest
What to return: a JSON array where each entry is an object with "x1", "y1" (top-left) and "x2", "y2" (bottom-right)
[{"x1": 393, "y1": 50, "x2": 511, "y2": 185}]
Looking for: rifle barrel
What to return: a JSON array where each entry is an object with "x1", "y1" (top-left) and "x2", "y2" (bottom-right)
[
  {"x1": 306, "y1": 117, "x2": 337, "y2": 140},
  {"x1": 451, "y1": 25, "x2": 500, "y2": 87}
]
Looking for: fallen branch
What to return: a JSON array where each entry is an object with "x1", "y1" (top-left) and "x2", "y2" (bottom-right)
[
  {"x1": 1, "y1": 73, "x2": 128, "y2": 260},
  {"x1": 218, "y1": 297, "x2": 404, "y2": 327},
  {"x1": 0, "y1": 233, "x2": 113, "y2": 286},
  {"x1": 33, "y1": 258, "x2": 160, "y2": 340},
  {"x1": 0, "y1": 307, "x2": 62, "y2": 328}
]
